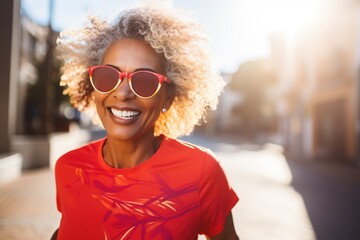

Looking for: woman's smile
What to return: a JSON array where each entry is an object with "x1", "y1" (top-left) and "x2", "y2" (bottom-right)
[{"x1": 110, "y1": 108, "x2": 140, "y2": 120}]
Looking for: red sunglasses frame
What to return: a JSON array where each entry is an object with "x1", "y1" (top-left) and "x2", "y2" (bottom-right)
[{"x1": 88, "y1": 65, "x2": 171, "y2": 98}]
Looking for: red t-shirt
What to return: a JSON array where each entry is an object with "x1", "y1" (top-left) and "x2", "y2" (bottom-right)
[{"x1": 55, "y1": 136, "x2": 238, "y2": 240}]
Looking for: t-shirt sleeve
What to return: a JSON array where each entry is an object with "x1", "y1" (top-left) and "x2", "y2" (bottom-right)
[
  {"x1": 56, "y1": 190, "x2": 62, "y2": 212},
  {"x1": 54, "y1": 158, "x2": 62, "y2": 213},
  {"x1": 198, "y1": 153, "x2": 239, "y2": 236}
]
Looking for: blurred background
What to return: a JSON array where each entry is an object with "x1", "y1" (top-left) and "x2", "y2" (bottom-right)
[{"x1": 1, "y1": 0, "x2": 360, "y2": 239}]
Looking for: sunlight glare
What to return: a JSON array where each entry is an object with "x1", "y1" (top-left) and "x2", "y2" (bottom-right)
[{"x1": 249, "y1": 0, "x2": 324, "y2": 39}]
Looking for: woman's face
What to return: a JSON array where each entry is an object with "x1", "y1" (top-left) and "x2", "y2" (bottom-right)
[{"x1": 94, "y1": 38, "x2": 172, "y2": 141}]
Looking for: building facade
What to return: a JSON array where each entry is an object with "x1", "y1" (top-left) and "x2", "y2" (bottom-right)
[{"x1": 271, "y1": 0, "x2": 360, "y2": 162}]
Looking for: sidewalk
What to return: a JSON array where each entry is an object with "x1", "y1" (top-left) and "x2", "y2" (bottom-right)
[
  {"x1": 215, "y1": 146, "x2": 317, "y2": 240},
  {"x1": 0, "y1": 168, "x2": 60, "y2": 240}
]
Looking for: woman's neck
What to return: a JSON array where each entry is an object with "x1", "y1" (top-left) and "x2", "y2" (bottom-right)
[{"x1": 102, "y1": 134, "x2": 161, "y2": 169}]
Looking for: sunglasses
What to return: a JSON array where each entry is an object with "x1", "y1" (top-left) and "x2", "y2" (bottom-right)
[{"x1": 89, "y1": 65, "x2": 171, "y2": 98}]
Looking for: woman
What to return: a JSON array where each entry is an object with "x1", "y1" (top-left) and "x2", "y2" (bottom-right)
[{"x1": 53, "y1": 1, "x2": 239, "y2": 239}]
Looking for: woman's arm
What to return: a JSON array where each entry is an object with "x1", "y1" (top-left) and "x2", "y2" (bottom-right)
[
  {"x1": 206, "y1": 212, "x2": 239, "y2": 240},
  {"x1": 50, "y1": 228, "x2": 58, "y2": 240}
]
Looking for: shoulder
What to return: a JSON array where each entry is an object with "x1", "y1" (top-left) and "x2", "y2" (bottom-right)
[
  {"x1": 163, "y1": 138, "x2": 231, "y2": 185},
  {"x1": 164, "y1": 136, "x2": 216, "y2": 158},
  {"x1": 55, "y1": 138, "x2": 104, "y2": 169},
  {"x1": 161, "y1": 136, "x2": 219, "y2": 168}
]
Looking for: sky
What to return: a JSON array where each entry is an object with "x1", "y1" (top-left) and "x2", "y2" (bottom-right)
[{"x1": 20, "y1": 0, "x2": 325, "y2": 73}]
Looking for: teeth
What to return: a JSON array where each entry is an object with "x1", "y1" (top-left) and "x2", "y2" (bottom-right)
[{"x1": 110, "y1": 108, "x2": 140, "y2": 119}]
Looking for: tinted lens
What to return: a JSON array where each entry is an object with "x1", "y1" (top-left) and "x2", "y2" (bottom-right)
[
  {"x1": 131, "y1": 72, "x2": 160, "y2": 97},
  {"x1": 92, "y1": 67, "x2": 119, "y2": 92}
]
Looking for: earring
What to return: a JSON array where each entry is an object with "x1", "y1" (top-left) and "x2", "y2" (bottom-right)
[{"x1": 162, "y1": 108, "x2": 167, "y2": 113}]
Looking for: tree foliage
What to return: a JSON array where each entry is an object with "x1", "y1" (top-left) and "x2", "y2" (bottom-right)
[{"x1": 228, "y1": 59, "x2": 278, "y2": 137}]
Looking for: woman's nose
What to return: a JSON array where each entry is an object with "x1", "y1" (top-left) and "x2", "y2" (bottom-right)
[{"x1": 111, "y1": 76, "x2": 136, "y2": 100}]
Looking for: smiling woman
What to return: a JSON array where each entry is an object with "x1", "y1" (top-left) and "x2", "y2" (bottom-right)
[
  {"x1": 56, "y1": 2, "x2": 224, "y2": 138},
  {"x1": 53, "y1": 1, "x2": 239, "y2": 239}
]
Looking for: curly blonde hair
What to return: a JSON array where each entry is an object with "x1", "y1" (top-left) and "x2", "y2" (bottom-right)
[{"x1": 56, "y1": 1, "x2": 225, "y2": 138}]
